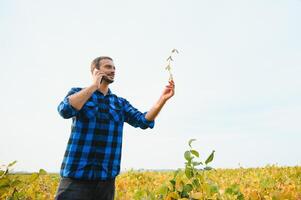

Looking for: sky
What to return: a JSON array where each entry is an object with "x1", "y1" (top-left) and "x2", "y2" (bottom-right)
[{"x1": 1, "y1": 0, "x2": 300, "y2": 173}]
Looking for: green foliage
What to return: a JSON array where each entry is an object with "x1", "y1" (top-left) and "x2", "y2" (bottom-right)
[
  {"x1": 2, "y1": 142, "x2": 301, "y2": 200},
  {"x1": 0, "y1": 161, "x2": 57, "y2": 200},
  {"x1": 225, "y1": 184, "x2": 244, "y2": 200},
  {"x1": 205, "y1": 150, "x2": 215, "y2": 165},
  {"x1": 160, "y1": 139, "x2": 217, "y2": 199},
  {"x1": 115, "y1": 165, "x2": 301, "y2": 200}
]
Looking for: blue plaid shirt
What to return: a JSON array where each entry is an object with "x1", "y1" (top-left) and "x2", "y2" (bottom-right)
[{"x1": 57, "y1": 87, "x2": 154, "y2": 180}]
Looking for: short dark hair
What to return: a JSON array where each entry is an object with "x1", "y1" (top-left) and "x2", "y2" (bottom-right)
[{"x1": 90, "y1": 56, "x2": 113, "y2": 73}]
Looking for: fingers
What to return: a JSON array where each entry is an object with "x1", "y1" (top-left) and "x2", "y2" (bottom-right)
[
  {"x1": 165, "y1": 85, "x2": 175, "y2": 94},
  {"x1": 168, "y1": 80, "x2": 175, "y2": 87},
  {"x1": 92, "y1": 69, "x2": 107, "y2": 87},
  {"x1": 93, "y1": 69, "x2": 106, "y2": 77},
  {"x1": 166, "y1": 80, "x2": 175, "y2": 96},
  {"x1": 169, "y1": 79, "x2": 175, "y2": 84},
  {"x1": 166, "y1": 80, "x2": 175, "y2": 89}
]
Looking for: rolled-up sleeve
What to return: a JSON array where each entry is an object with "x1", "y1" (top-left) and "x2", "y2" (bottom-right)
[
  {"x1": 57, "y1": 88, "x2": 81, "y2": 119},
  {"x1": 123, "y1": 99, "x2": 155, "y2": 129}
]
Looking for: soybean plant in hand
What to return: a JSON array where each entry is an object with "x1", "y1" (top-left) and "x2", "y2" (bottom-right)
[{"x1": 165, "y1": 48, "x2": 179, "y2": 81}]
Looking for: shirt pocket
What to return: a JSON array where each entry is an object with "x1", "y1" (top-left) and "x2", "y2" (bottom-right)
[
  {"x1": 81, "y1": 101, "x2": 98, "y2": 119},
  {"x1": 109, "y1": 103, "x2": 124, "y2": 122}
]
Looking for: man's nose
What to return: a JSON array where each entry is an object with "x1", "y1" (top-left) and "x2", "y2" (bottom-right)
[{"x1": 110, "y1": 68, "x2": 115, "y2": 74}]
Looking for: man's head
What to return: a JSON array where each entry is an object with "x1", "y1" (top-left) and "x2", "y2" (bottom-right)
[{"x1": 90, "y1": 56, "x2": 116, "y2": 84}]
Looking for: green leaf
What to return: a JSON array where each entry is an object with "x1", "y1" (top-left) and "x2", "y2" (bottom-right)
[
  {"x1": 175, "y1": 180, "x2": 184, "y2": 192},
  {"x1": 185, "y1": 167, "x2": 193, "y2": 179},
  {"x1": 192, "y1": 178, "x2": 200, "y2": 188},
  {"x1": 39, "y1": 169, "x2": 47, "y2": 175},
  {"x1": 203, "y1": 166, "x2": 213, "y2": 171},
  {"x1": 8, "y1": 161, "x2": 17, "y2": 168},
  {"x1": 169, "y1": 179, "x2": 176, "y2": 191},
  {"x1": 225, "y1": 184, "x2": 240, "y2": 195},
  {"x1": 170, "y1": 180, "x2": 176, "y2": 187},
  {"x1": 133, "y1": 190, "x2": 144, "y2": 199},
  {"x1": 225, "y1": 185, "x2": 244, "y2": 200},
  {"x1": 209, "y1": 184, "x2": 219, "y2": 194},
  {"x1": 190, "y1": 150, "x2": 199, "y2": 157},
  {"x1": 0, "y1": 169, "x2": 8, "y2": 177},
  {"x1": 188, "y1": 139, "x2": 196, "y2": 148},
  {"x1": 29, "y1": 173, "x2": 39, "y2": 182},
  {"x1": 192, "y1": 161, "x2": 203, "y2": 167},
  {"x1": 10, "y1": 179, "x2": 22, "y2": 187},
  {"x1": 225, "y1": 187, "x2": 233, "y2": 194},
  {"x1": 237, "y1": 193, "x2": 244, "y2": 200},
  {"x1": 158, "y1": 185, "x2": 169, "y2": 196},
  {"x1": 184, "y1": 151, "x2": 191, "y2": 161},
  {"x1": 182, "y1": 183, "x2": 193, "y2": 193},
  {"x1": 0, "y1": 178, "x2": 10, "y2": 189},
  {"x1": 168, "y1": 192, "x2": 180, "y2": 199},
  {"x1": 205, "y1": 150, "x2": 215, "y2": 165}
]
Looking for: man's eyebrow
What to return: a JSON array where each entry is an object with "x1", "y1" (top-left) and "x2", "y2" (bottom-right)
[{"x1": 103, "y1": 64, "x2": 115, "y2": 68}]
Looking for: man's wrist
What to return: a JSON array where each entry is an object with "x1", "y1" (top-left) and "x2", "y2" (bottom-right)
[
  {"x1": 159, "y1": 96, "x2": 168, "y2": 103},
  {"x1": 89, "y1": 84, "x2": 98, "y2": 92}
]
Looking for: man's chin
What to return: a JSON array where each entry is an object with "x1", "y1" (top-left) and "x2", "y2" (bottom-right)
[{"x1": 103, "y1": 77, "x2": 114, "y2": 84}]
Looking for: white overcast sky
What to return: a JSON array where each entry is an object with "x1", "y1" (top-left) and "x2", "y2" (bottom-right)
[{"x1": 1, "y1": 0, "x2": 300, "y2": 172}]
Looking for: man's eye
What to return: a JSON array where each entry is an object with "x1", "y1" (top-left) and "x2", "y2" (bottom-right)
[{"x1": 105, "y1": 65, "x2": 115, "y2": 69}]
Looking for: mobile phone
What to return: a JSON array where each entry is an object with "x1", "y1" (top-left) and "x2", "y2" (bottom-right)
[{"x1": 101, "y1": 74, "x2": 111, "y2": 83}]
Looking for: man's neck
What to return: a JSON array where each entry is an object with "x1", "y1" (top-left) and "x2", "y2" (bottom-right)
[{"x1": 98, "y1": 83, "x2": 109, "y2": 96}]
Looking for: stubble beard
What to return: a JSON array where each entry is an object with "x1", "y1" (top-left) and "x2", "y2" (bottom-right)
[{"x1": 102, "y1": 76, "x2": 114, "y2": 84}]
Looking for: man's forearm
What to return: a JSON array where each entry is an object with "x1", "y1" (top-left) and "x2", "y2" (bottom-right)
[
  {"x1": 145, "y1": 97, "x2": 167, "y2": 121},
  {"x1": 68, "y1": 85, "x2": 98, "y2": 110}
]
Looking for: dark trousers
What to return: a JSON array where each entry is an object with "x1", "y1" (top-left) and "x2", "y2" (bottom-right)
[{"x1": 55, "y1": 177, "x2": 115, "y2": 200}]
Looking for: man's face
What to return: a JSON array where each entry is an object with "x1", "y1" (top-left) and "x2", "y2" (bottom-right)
[{"x1": 98, "y1": 59, "x2": 116, "y2": 84}]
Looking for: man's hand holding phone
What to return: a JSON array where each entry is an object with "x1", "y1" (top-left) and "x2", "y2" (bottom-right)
[{"x1": 92, "y1": 69, "x2": 107, "y2": 89}]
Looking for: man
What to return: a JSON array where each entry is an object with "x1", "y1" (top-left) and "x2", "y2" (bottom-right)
[{"x1": 55, "y1": 56, "x2": 175, "y2": 200}]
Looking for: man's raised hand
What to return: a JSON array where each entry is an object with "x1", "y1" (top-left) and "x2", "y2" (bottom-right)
[
  {"x1": 161, "y1": 80, "x2": 175, "y2": 101},
  {"x1": 92, "y1": 69, "x2": 106, "y2": 89}
]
